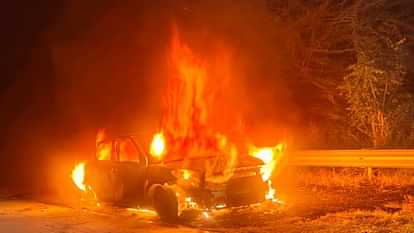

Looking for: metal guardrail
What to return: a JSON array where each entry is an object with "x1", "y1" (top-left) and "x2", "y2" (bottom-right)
[{"x1": 290, "y1": 149, "x2": 414, "y2": 168}]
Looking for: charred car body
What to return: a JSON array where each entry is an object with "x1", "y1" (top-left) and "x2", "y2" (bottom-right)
[{"x1": 81, "y1": 135, "x2": 268, "y2": 222}]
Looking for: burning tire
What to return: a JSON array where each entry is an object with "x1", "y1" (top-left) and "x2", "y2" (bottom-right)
[{"x1": 149, "y1": 184, "x2": 178, "y2": 222}]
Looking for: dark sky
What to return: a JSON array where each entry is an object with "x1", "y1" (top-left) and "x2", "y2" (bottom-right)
[
  {"x1": 0, "y1": 0, "x2": 172, "y2": 191},
  {"x1": 0, "y1": 1, "x2": 63, "y2": 189}
]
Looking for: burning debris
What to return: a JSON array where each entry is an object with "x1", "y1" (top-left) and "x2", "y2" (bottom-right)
[{"x1": 70, "y1": 28, "x2": 286, "y2": 221}]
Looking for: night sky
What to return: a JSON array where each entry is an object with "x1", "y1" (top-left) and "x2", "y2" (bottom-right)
[
  {"x1": 0, "y1": 0, "x2": 171, "y2": 191},
  {"x1": 1, "y1": 1, "x2": 63, "y2": 189}
]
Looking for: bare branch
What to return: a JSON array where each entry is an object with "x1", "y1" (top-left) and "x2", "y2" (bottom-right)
[{"x1": 310, "y1": 48, "x2": 355, "y2": 54}]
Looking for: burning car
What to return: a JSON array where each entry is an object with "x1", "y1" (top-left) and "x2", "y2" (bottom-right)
[{"x1": 71, "y1": 131, "x2": 284, "y2": 222}]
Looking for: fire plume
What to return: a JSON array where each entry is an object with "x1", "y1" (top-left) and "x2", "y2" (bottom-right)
[
  {"x1": 161, "y1": 28, "x2": 212, "y2": 158},
  {"x1": 153, "y1": 27, "x2": 239, "y2": 183}
]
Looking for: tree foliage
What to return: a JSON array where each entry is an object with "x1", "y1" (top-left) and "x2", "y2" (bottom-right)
[
  {"x1": 339, "y1": 0, "x2": 411, "y2": 147},
  {"x1": 339, "y1": 52, "x2": 405, "y2": 147},
  {"x1": 267, "y1": 0, "x2": 414, "y2": 148}
]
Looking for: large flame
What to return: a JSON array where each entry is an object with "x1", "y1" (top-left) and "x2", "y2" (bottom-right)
[
  {"x1": 152, "y1": 27, "x2": 238, "y2": 183},
  {"x1": 160, "y1": 28, "x2": 213, "y2": 159},
  {"x1": 248, "y1": 144, "x2": 284, "y2": 200},
  {"x1": 150, "y1": 132, "x2": 166, "y2": 159},
  {"x1": 71, "y1": 162, "x2": 86, "y2": 192}
]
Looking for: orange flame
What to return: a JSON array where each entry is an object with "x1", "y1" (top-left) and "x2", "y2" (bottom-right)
[
  {"x1": 157, "y1": 29, "x2": 239, "y2": 185},
  {"x1": 265, "y1": 180, "x2": 276, "y2": 200},
  {"x1": 248, "y1": 144, "x2": 284, "y2": 200},
  {"x1": 248, "y1": 144, "x2": 284, "y2": 181},
  {"x1": 96, "y1": 129, "x2": 111, "y2": 160},
  {"x1": 150, "y1": 132, "x2": 166, "y2": 159},
  {"x1": 71, "y1": 162, "x2": 86, "y2": 192},
  {"x1": 160, "y1": 28, "x2": 217, "y2": 161},
  {"x1": 97, "y1": 146, "x2": 111, "y2": 160}
]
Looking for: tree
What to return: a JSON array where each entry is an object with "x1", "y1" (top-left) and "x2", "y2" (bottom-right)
[
  {"x1": 267, "y1": 0, "x2": 414, "y2": 147},
  {"x1": 339, "y1": 0, "x2": 411, "y2": 147}
]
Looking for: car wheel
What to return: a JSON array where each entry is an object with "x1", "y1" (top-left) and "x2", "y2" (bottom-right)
[{"x1": 149, "y1": 184, "x2": 178, "y2": 223}]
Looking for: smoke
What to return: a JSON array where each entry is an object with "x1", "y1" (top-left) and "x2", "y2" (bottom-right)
[{"x1": 1, "y1": 0, "x2": 303, "y2": 193}]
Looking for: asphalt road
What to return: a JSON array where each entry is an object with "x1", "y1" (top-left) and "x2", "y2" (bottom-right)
[{"x1": 0, "y1": 200, "x2": 203, "y2": 233}]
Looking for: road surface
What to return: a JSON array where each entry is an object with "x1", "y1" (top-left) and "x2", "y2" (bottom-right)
[
  {"x1": 1, "y1": 185, "x2": 414, "y2": 233},
  {"x1": 0, "y1": 200, "x2": 202, "y2": 233}
]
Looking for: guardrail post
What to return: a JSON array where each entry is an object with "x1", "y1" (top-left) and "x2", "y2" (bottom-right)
[{"x1": 367, "y1": 167, "x2": 372, "y2": 181}]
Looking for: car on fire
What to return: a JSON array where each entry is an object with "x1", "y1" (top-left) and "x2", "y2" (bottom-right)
[{"x1": 75, "y1": 135, "x2": 271, "y2": 222}]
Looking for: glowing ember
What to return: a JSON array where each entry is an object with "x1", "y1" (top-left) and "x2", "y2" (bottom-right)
[
  {"x1": 127, "y1": 208, "x2": 156, "y2": 214},
  {"x1": 182, "y1": 169, "x2": 192, "y2": 180},
  {"x1": 185, "y1": 197, "x2": 198, "y2": 208},
  {"x1": 150, "y1": 132, "x2": 166, "y2": 159},
  {"x1": 202, "y1": 211, "x2": 209, "y2": 219},
  {"x1": 71, "y1": 162, "x2": 86, "y2": 192},
  {"x1": 215, "y1": 203, "x2": 226, "y2": 209}
]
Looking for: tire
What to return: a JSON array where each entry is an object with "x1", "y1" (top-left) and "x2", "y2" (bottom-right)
[
  {"x1": 226, "y1": 175, "x2": 266, "y2": 207},
  {"x1": 149, "y1": 184, "x2": 178, "y2": 223}
]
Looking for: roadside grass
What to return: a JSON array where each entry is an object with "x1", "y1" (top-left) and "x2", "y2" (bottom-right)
[
  {"x1": 303, "y1": 209, "x2": 414, "y2": 233},
  {"x1": 286, "y1": 167, "x2": 414, "y2": 189},
  {"x1": 201, "y1": 205, "x2": 414, "y2": 233},
  {"x1": 201, "y1": 167, "x2": 414, "y2": 232}
]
